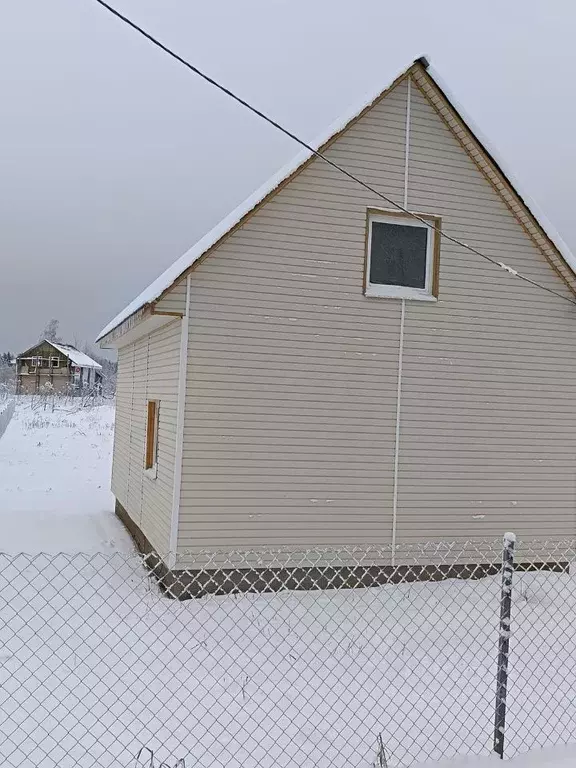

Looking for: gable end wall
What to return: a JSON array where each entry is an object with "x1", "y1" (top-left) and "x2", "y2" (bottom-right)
[{"x1": 166, "y1": 76, "x2": 576, "y2": 554}]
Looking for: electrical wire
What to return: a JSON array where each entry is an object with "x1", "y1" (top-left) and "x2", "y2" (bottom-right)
[{"x1": 91, "y1": 0, "x2": 576, "y2": 308}]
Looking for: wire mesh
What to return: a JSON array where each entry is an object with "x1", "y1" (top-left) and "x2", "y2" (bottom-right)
[{"x1": 0, "y1": 538, "x2": 575, "y2": 768}]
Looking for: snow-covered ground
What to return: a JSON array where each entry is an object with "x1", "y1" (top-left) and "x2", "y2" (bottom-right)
[
  {"x1": 417, "y1": 744, "x2": 576, "y2": 766},
  {"x1": 0, "y1": 398, "x2": 132, "y2": 553},
  {"x1": 1, "y1": 400, "x2": 576, "y2": 768},
  {"x1": 2, "y1": 553, "x2": 576, "y2": 768}
]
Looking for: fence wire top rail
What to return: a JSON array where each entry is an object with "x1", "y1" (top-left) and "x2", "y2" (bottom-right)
[{"x1": 4, "y1": 536, "x2": 576, "y2": 562}]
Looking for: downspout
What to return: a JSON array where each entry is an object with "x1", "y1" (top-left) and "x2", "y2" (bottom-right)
[
  {"x1": 391, "y1": 76, "x2": 411, "y2": 563},
  {"x1": 168, "y1": 273, "x2": 191, "y2": 569}
]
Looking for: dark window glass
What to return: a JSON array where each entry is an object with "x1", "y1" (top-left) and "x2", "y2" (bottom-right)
[{"x1": 369, "y1": 221, "x2": 428, "y2": 288}]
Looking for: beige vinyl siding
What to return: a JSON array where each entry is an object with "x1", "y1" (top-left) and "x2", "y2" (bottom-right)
[
  {"x1": 164, "y1": 73, "x2": 576, "y2": 553},
  {"x1": 154, "y1": 278, "x2": 187, "y2": 315},
  {"x1": 111, "y1": 319, "x2": 181, "y2": 553},
  {"x1": 395, "y1": 81, "x2": 576, "y2": 542},
  {"x1": 176, "y1": 80, "x2": 412, "y2": 551}
]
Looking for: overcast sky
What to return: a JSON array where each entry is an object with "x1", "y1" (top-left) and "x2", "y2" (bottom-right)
[{"x1": 1, "y1": 0, "x2": 575, "y2": 354}]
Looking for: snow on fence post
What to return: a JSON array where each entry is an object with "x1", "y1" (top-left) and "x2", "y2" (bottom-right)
[{"x1": 493, "y1": 531, "x2": 515, "y2": 759}]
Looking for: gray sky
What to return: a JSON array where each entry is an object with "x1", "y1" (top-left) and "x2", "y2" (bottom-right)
[{"x1": 1, "y1": 0, "x2": 575, "y2": 355}]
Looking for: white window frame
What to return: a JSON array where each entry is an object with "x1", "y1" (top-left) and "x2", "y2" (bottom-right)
[
  {"x1": 364, "y1": 210, "x2": 439, "y2": 301},
  {"x1": 50, "y1": 357, "x2": 60, "y2": 368}
]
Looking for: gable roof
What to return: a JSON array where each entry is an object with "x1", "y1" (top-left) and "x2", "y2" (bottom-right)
[
  {"x1": 18, "y1": 340, "x2": 102, "y2": 369},
  {"x1": 97, "y1": 56, "x2": 576, "y2": 343},
  {"x1": 49, "y1": 342, "x2": 102, "y2": 369}
]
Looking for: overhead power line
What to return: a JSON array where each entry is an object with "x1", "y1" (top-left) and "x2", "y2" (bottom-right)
[{"x1": 92, "y1": 0, "x2": 576, "y2": 308}]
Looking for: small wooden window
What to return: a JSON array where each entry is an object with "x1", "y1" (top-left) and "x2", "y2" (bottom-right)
[
  {"x1": 50, "y1": 357, "x2": 60, "y2": 368},
  {"x1": 145, "y1": 400, "x2": 159, "y2": 470}
]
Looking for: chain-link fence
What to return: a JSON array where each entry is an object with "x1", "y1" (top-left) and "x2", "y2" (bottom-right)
[{"x1": 1, "y1": 537, "x2": 576, "y2": 768}]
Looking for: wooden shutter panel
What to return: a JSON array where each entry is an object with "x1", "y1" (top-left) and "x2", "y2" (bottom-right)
[{"x1": 145, "y1": 400, "x2": 157, "y2": 469}]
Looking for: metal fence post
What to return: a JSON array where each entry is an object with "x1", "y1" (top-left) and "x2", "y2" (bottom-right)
[{"x1": 493, "y1": 532, "x2": 515, "y2": 759}]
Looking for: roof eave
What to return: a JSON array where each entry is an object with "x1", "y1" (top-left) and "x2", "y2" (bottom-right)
[
  {"x1": 96, "y1": 304, "x2": 153, "y2": 347},
  {"x1": 97, "y1": 303, "x2": 182, "y2": 349},
  {"x1": 95, "y1": 60, "x2": 419, "y2": 342}
]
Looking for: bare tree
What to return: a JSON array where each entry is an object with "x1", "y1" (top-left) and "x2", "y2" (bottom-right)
[
  {"x1": 40, "y1": 319, "x2": 62, "y2": 343},
  {"x1": 80, "y1": 341, "x2": 118, "y2": 397}
]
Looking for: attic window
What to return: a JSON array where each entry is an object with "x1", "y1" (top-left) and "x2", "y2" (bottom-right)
[
  {"x1": 365, "y1": 210, "x2": 440, "y2": 300},
  {"x1": 50, "y1": 357, "x2": 59, "y2": 368}
]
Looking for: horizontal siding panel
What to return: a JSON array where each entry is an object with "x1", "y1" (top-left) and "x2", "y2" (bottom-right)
[
  {"x1": 177, "y1": 535, "x2": 393, "y2": 550},
  {"x1": 394, "y1": 82, "x2": 576, "y2": 542},
  {"x1": 180, "y1": 439, "x2": 390, "y2": 453},
  {"x1": 186, "y1": 328, "x2": 572, "y2": 356},
  {"x1": 178, "y1": 521, "x2": 572, "y2": 535},
  {"x1": 187, "y1": 289, "x2": 571, "y2": 318},
  {"x1": 180, "y1": 523, "x2": 392, "y2": 534},
  {"x1": 184, "y1": 401, "x2": 397, "y2": 416},
  {"x1": 179, "y1": 501, "x2": 385, "y2": 512},
  {"x1": 185, "y1": 424, "x2": 394, "y2": 437},
  {"x1": 186, "y1": 375, "x2": 398, "y2": 392},
  {"x1": 154, "y1": 281, "x2": 186, "y2": 314},
  {"x1": 184, "y1": 457, "x2": 564, "y2": 470}
]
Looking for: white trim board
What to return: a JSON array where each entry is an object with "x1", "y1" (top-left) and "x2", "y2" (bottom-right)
[{"x1": 168, "y1": 274, "x2": 191, "y2": 567}]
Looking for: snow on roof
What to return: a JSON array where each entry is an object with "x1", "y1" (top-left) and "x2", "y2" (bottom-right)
[
  {"x1": 96, "y1": 60, "x2": 413, "y2": 342},
  {"x1": 97, "y1": 57, "x2": 576, "y2": 342},
  {"x1": 49, "y1": 342, "x2": 102, "y2": 369}
]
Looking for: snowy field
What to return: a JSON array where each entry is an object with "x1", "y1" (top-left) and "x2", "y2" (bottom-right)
[
  {"x1": 1, "y1": 400, "x2": 576, "y2": 768},
  {"x1": 2, "y1": 552, "x2": 576, "y2": 767},
  {"x1": 0, "y1": 398, "x2": 132, "y2": 553},
  {"x1": 420, "y1": 744, "x2": 576, "y2": 766}
]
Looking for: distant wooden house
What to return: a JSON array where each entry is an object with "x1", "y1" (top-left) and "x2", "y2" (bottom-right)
[{"x1": 16, "y1": 340, "x2": 102, "y2": 394}]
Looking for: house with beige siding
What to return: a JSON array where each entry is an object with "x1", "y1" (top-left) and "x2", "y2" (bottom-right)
[{"x1": 97, "y1": 57, "x2": 576, "y2": 579}]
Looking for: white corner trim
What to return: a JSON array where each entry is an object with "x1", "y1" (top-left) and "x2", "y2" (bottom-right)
[
  {"x1": 168, "y1": 274, "x2": 191, "y2": 568},
  {"x1": 391, "y1": 298, "x2": 405, "y2": 564},
  {"x1": 404, "y1": 77, "x2": 411, "y2": 209}
]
